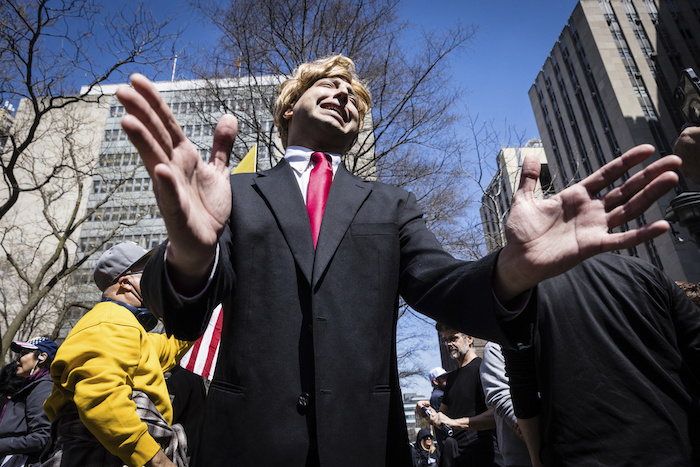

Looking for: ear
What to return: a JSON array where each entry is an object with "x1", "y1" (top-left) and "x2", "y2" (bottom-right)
[
  {"x1": 117, "y1": 275, "x2": 134, "y2": 292},
  {"x1": 38, "y1": 353, "x2": 47, "y2": 362},
  {"x1": 283, "y1": 108, "x2": 293, "y2": 120}
]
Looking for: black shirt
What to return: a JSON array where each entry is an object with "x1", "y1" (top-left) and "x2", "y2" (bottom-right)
[{"x1": 442, "y1": 357, "x2": 493, "y2": 450}]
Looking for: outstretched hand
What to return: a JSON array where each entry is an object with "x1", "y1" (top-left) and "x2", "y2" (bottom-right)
[
  {"x1": 494, "y1": 144, "x2": 681, "y2": 301},
  {"x1": 116, "y1": 74, "x2": 238, "y2": 288}
]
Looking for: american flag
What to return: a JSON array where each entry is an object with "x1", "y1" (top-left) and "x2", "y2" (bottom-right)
[{"x1": 179, "y1": 304, "x2": 223, "y2": 380}]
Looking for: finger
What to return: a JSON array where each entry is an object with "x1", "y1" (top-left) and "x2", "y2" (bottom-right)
[
  {"x1": 515, "y1": 153, "x2": 542, "y2": 200},
  {"x1": 605, "y1": 170, "x2": 679, "y2": 228},
  {"x1": 602, "y1": 155, "x2": 681, "y2": 209},
  {"x1": 579, "y1": 144, "x2": 655, "y2": 195},
  {"x1": 120, "y1": 74, "x2": 186, "y2": 151},
  {"x1": 116, "y1": 83, "x2": 177, "y2": 161},
  {"x1": 599, "y1": 219, "x2": 670, "y2": 253},
  {"x1": 210, "y1": 114, "x2": 238, "y2": 173}
]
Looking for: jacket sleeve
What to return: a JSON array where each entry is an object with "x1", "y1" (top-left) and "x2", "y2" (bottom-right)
[
  {"x1": 502, "y1": 344, "x2": 540, "y2": 420},
  {"x1": 142, "y1": 228, "x2": 235, "y2": 341},
  {"x1": 0, "y1": 377, "x2": 52, "y2": 456},
  {"x1": 479, "y1": 342, "x2": 517, "y2": 427},
  {"x1": 147, "y1": 333, "x2": 195, "y2": 372},
  {"x1": 394, "y1": 190, "x2": 514, "y2": 344}
]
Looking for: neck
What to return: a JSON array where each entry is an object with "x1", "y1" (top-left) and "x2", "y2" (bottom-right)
[{"x1": 457, "y1": 349, "x2": 477, "y2": 368}]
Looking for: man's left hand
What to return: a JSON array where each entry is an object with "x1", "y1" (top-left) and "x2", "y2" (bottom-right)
[{"x1": 494, "y1": 144, "x2": 681, "y2": 301}]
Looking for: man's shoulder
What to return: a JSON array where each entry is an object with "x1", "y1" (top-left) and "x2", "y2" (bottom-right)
[
  {"x1": 540, "y1": 252, "x2": 668, "y2": 295},
  {"x1": 66, "y1": 301, "x2": 140, "y2": 337}
]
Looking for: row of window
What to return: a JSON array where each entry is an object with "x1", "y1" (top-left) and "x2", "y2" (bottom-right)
[
  {"x1": 109, "y1": 95, "x2": 274, "y2": 121},
  {"x1": 91, "y1": 177, "x2": 151, "y2": 194},
  {"x1": 87, "y1": 204, "x2": 161, "y2": 223},
  {"x1": 77, "y1": 232, "x2": 167, "y2": 266},
  {"x1": 104, "y1": 128, "x2": 129, "y2": 142},
  {"x1": 103, "y1": 122, "x2": 273, "y2": 144},
  {"x1": 99, "y1": 152, "x2": 142, "y2": 167},
  {"x1": 103, "y1": 124, "x2": 217, "y2": 143}
]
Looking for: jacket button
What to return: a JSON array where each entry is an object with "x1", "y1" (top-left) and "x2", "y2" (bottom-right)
[{"x1": 297, "y1": 392, "x2": 311, "y2": 414}]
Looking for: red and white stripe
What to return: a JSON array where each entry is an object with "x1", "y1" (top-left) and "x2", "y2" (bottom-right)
[{"x1": 179, "y1": 304, "x2": 223, "y2": 380}]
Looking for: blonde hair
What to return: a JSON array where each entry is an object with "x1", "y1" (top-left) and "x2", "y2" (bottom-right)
[{"x1": 273, "y1": 54, "x2": 371, "y2": 148}]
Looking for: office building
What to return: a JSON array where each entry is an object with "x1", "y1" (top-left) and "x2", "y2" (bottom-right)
[
  {"x1": 529, "y1": 0, "x2": 700, "y2": 281},
  {"x1": 480, "y1": 139, "x2": 553, "y2": 253}
]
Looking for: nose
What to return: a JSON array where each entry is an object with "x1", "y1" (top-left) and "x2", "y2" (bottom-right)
[{"x1": 334, "y1": 84, "x2": 350, "y2": 104}]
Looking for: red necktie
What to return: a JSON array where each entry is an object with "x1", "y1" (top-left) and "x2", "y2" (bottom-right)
[{"x1": 307, "y1": 152, "x2": 333, "y2": 248}]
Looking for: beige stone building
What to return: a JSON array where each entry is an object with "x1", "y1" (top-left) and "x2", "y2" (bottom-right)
[
  {"x1": 480, "y1": 139, "x2": 554, "y2": 253},
  {"x1": 529, "y1": 0, "x2": 700, "y2": 282}
]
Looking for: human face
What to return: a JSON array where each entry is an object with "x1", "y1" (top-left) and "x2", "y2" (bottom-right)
[
  {"x1": 421, "y1": 436, "x2": 434, "y2": 450},
  {"x1": 16, "y1": 349, "x2": 40, "y2": 378},
  {"x1": 442, "y1": 330, "x2": 470, "y2": 361},
  {"x1": 436, "y1": 374, "x2": 447, "y2": 390},
  {"x1": 284, "y1": 77, "x2": 361, "y2": 153},
  {"x1": 118, "y1": 270, "x2": 144, "y2": 306}
]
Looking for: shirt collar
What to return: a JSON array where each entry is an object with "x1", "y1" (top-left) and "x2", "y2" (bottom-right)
[{"x1": 285, "y1": 146, "x2": 342, "y2": 174}]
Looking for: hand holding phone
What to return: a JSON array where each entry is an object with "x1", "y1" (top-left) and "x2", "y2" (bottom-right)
[{"x1": 421, "y1": 406, "x2": 454, "y2": 436}]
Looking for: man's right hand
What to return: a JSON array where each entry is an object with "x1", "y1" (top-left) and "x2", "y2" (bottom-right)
[
  {"x1": 116, "y1": 74, "x2": 238, "y2": 293},
  {"x1": 145, "y1": 448, "x2": 176, "y2": 467}
]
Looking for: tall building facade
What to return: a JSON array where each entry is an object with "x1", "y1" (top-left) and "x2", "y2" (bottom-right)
[
  {"x1": 480, "y1": 139, "x2": 553, "y2": 254},
  {"x1": 529, "y1": 0, "x2": 700, "y2": 282}
]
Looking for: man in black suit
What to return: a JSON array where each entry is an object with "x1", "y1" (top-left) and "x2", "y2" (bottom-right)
[{"x1": 116, "y1": 55, "x2": 681, "y2": 466}]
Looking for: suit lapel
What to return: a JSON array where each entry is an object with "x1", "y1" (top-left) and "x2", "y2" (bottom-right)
[
  {"x1": 254, "y1": 159, "x2": 315, "y2": 285},
  {"x1": 312, "y1": 164, "x2": 371, "y2": 287}
]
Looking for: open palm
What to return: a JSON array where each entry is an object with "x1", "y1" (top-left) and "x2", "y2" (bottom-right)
[
  {"x1": 496, "y1": 144, "x2": 681, "y2": 300},
  {"x1": 116, "y1": 74, "x2": 238, "y2": 278}
]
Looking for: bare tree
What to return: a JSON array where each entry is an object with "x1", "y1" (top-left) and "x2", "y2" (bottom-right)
[
  {"x1": 187, "y1": 0, "x2": 476, "y2": 195},
  {"x1": 0, "y1": 0, "x2": 178, "y2": 361}
]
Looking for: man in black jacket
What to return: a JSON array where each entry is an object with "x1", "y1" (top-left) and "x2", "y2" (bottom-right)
[{"x1": 504, "y1": 253, "x2": 700, "y2": 466}]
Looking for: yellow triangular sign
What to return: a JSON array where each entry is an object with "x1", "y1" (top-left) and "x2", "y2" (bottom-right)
[{"x1": 232, "y1": 145, "x2": 257, "y2": 174}]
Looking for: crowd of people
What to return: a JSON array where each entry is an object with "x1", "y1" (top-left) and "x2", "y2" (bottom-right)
[{"x1": 0, "y1": 53, "x2": 698, "y2": 466}]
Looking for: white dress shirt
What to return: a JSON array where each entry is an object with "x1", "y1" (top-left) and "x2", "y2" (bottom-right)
[{"x1": 284, "y1": 146, "x2": 341, "y2": 204}]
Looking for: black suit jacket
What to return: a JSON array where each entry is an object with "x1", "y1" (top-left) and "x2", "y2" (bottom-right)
[{"x1": 143, "y1": 160, "x2": 507, "y2": 466}]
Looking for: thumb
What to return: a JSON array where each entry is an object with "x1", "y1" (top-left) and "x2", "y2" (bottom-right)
[
  {"x1": 211, "y1": 114, "x2": 238, "y2": 172},
  {"x1": 516, "y1": 153, "x2": 541, "y2": 199}
]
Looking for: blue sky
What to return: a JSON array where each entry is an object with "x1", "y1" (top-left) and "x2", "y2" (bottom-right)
[
  {"x1": 136, "y1": 0, "x2": 579, "y2": 141},
  {"x1": 398, "y1": 0, "x2": 580, "y2": 141}
]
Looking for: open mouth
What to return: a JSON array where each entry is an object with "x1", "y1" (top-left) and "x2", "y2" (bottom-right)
[{"x1": 321, "y1": 103, "x2": 347, "y2": 123}]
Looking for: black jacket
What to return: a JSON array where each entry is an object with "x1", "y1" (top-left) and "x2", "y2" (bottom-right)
[
  {"x1": 0, "y1": 372, "x2": 52, "y2": 463},
  {"x1": 144, "y1": 160, "x2": 507, "y2": 466}
]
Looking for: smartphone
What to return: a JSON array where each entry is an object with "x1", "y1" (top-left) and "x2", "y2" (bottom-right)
[{"x1": 674, "y1": 68, "x2": 700, "y2": 124}]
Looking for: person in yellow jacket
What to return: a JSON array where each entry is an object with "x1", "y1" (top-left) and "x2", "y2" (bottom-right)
[{"x1": 42, "y1": 242, "x2": 194, "y2": 467}]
